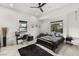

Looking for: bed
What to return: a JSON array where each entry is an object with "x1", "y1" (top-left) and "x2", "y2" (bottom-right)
[
  {"x1": 41, "y1": 36, "x2": 64, "y2": 45},
  {"x1": 36, "y1": 35, "x2": 64, "y2": 51},
  {"x1": 18, "y1": 33, "x2": 64, "y2": 56}
]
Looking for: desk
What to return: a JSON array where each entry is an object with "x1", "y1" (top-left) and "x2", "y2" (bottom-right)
[{"x1": 15, "y1": 34, "x2": 33, "y2": 44}]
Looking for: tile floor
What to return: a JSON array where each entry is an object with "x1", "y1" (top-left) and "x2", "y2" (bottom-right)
[
  {"x1": 57, "y1": 43, "x2": 79, "y2": 56},
  {"x1": 0, "y1": 41, "x2": 79, "y2": 56},
  {"x1": 0, "y1": 41, "x2": 36, "y2": 56},
  {"x1": 0, "y1": 40, "x2": 57, "y2": 56}
]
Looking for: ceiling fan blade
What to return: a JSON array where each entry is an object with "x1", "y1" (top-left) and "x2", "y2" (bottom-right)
[
  {"x1": 39, "y1": 7, "x2": 43, "y2": 12},
  {"x1": 39, "y1": 3, "x2": 46, "y2": 7},
  {"x1": 38, "y1": 3, "x2": 41, "y2": 6}
]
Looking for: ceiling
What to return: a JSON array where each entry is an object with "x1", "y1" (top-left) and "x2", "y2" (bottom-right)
[{"x1": 0, "y1": 3, "x2": 69, "y2": 17}]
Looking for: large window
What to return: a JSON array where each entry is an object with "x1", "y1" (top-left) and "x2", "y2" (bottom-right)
[
  {"x1": 19, "y1": 20, "x2": 27, "y2": 33},
  {"x1": 51, "y1": 20, "x2": 63, "y2": 33}
]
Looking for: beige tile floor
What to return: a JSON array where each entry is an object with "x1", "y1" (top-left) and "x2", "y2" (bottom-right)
[
  {"x1": 57, "y1": 43, "x2": 79, "y2": 56},
  {"x1": 0, "y1": 41, "x2": 36, "y2": 56},
  {"x1": 0, "y1": 41, "x2": 79, "y2": 56},
  {"x1": 0, "y1": 41, "x2": 56, "y2": 56}
]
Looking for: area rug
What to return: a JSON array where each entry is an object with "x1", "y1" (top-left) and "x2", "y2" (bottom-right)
[{"x1": 18, "y1": 44, "x2": 53, "y2": 56}]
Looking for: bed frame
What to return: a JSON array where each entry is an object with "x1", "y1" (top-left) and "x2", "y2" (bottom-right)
[{"x1": 36, "y1": 36, "x2": 64, "y2": 51}]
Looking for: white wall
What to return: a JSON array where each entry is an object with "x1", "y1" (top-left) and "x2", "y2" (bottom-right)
[
  {"x1": 39, "y1": 17, "x2": 64, "y2": 34},
  {"x1": 0, "y1": 7, "x2": 19, "y2": 46},
  {"x1": 39, "y1": 20, "x2": 51, "y2": 33},
  {"x1": 66, "y1": 11, "x2": 79, "y2": 38},
  {"x1": 0, "y1": 7, "x2": 39, "y2": 46},
  {"x1": 39, "y1": 4, "x2": 79, "y2": 39},
  {"x1": 27, "y1": 16, "x2": 40, "y2": 42}
]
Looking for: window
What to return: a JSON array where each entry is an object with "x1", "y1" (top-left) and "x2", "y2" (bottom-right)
[
  {"x1": 19, "y1": 20, "x2": 27, "y2": 33},
  {"x1": 51, "y1": 20, "x2": 63, "y2": 33}
]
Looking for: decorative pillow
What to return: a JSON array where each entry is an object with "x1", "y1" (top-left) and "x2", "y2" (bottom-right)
[
  {"x1": 51, "y1": 32, "x2": 56, "y2": 37},
  {"x1": 55, "y1": 32, "x2": 61, "y2": 37}
]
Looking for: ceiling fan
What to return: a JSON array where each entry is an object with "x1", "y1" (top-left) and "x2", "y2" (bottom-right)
[{"x1": 30, "y1": 3, "x2": 46, "y2": 12}]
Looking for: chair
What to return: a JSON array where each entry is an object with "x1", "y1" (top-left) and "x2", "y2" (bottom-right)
[
  {"x1": 15, "y1": 32, "x2": 28, "y2": 45},
  {"x1": 20, "y1": 35, "x2": 28, "y2": 44},
  {"x1": 66, "y1": 36, "x2": 73, "y2": 45}
]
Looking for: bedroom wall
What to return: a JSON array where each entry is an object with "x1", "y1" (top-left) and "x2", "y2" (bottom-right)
[
  {"x1": 39, "y1": 11, "x2": 79, "y2": 38},
  {"x1": 27, "y1": 16, "x2": 40, "y2": 42},
  {"x1": 39, "y1": 17, "x2": 64, "y2": 34},
  {"x1": 66, "y1": 11, "x2": 79, "y2": 38},
  {"x1": 0, "y1": 7, "x2": 39, "y2": 46},
  {"x1": 39, "y1": 4, "x2": 79, "y2": 39},
  {"x1": 0, "y1": 7, "x2": 19, "y2": 46}
]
